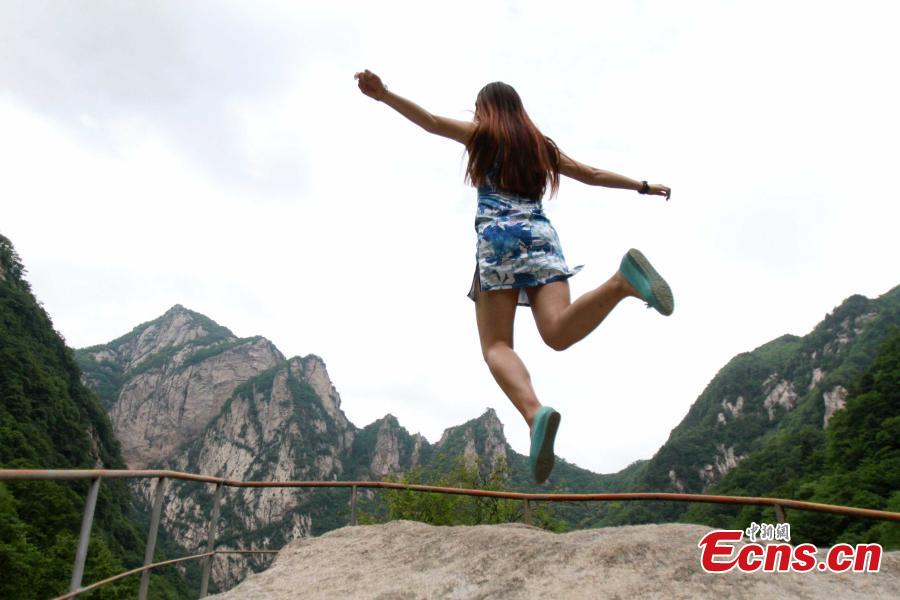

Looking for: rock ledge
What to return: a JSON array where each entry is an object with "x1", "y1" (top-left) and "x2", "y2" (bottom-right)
[{"x1": 209, "y1": 521, "x2": 899, "y2": 599}]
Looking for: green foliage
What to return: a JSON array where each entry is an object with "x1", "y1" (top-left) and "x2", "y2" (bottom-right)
[
  {"x1": 126, "y1": 334, "x2": 239, "y2": 379},
  {"x1": 360, "y1": 456, "x2": 565, "y2": 532},
  {"x1": 0, "y1": 235, "x2": 28, "y2": 287},
  {"x1": 753, "y1": 334, "x2": 803, "y2": 366},
  {"x1": 0, "y1": 234, "x2": 192, "y2": 598},
  {"x1": 74, "y1": 354, "x2": 125, "y2": 411},
  {"x1": 183, "y1": 336, "x2": 263, "y2": 369},
  {"x1": 0, "y1": 480, "x2": 186, "y2": 599}
]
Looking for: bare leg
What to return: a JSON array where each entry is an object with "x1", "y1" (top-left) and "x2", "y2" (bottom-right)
[
  {"x1": 525, "y1": 271, "x2": 640, "y2": 351},
  {"x1": 474, "y1": 277, "x2": 542, "y2": 428}
]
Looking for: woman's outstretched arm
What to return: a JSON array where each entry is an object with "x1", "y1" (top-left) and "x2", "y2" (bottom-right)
[
  {"x1": 560, "y1": 150, "x2": 671, "y2": 199},
  {"x1": 354, "y1": 69, "x2": 474, "y2": 144}
]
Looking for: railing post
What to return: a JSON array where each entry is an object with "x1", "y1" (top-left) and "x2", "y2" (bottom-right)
[
  {"x1": 523, "y1": 499, "x2": 531, "y2": 526},
  {"x1": 139, "y1": 476, "x2": 167, "y2": 600},
  {"x1": 69, "y1": 476, "x2": 102, "y2": 597},
  {"x1": 774, "y1": 504, "x2": 787, "y2": 524},
  {"x1": 350, "y1": 485, "x2": 358, "y2": 526},
  {"x1": 200, "y1": 482, "x2": 223, "y2": 598}
]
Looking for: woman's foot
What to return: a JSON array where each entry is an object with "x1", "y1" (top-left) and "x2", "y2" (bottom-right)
[
  {"x1": 529, "y1": 406, "x2": 561, "y2": 484},
  {"x1": 618, "y1": 248, "x2": 674, "y2": 316}
]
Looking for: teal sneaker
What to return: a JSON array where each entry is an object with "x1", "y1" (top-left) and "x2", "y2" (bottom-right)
[
  {"x1": 529, "y1": 406, "x2": 561, "y2": 485},
  {"x1": 619, "y1": 248, "x2": 674, "y2": 316}
]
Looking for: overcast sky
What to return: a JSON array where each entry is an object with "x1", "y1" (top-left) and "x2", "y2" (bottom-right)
[{"x1": 2, "y1": 1, "x2": 898, "y2": 474}]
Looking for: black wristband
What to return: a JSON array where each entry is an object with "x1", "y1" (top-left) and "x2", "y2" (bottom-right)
[{"x1": 638, "y1": 180, "x2": 650, "y2": 194}]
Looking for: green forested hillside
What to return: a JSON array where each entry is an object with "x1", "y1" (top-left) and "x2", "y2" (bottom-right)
[
  {"x1": 0, "y1": 235, "x2": 192, "y2": 599},
  {"x1": 686, "y1": 328, "x2": 900, "y2": 548},
  {"x1": 593, "y1": 285, "x2": 899, "y2": 546}
]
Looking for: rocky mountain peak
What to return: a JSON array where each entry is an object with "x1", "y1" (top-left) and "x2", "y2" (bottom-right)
[
  {"x1": 369, "y1": 416, "x2": 405, "y2": 476},
  {"x1": 378, "y1": 413, "x2": 400, "y2": 426},
  {"x1": 164, "y1": 303, "x2": 188, "y2": 315},
  {"x1": 95, "y1": 305, "x2": 237, "y2": 370},
  {"x1": 438, "y1": 408, "x2": 506, "y2": 443},
  {"x1": 289, "y1": 354, "x2": 350, "y2": 430},
  {"x1": 477, "y1": 407, "x2": 503, "y2": 429},
  {"x1": 436, "y1": 408, "x2": 509, "y2": 468},
  {"x1": 76, "y1": 306, "x2": 284, "y2": 468}
]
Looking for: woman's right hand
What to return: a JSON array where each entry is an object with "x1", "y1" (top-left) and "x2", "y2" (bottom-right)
[{"x1": 354, "y1": 69, "x2": 388, "y2": 101}]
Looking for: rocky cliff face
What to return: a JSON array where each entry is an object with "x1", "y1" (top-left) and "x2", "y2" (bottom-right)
[
  {"x1": 78, "y1": 305, "x2": 284, "y2": 468},
  {"x1": 129, "y1": 355, "x2": 358, "y2": 589},
  {"x1": 76, "y1": 306, "x2": 528, "y2": 593},
  {"x1": 434, "y1": 408, "x2": 509, "y2": 471}
]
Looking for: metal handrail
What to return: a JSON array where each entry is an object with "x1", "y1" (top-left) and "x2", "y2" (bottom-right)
[
  {"x1": 53, "y1": 552, "x2": 214, "y2": 600},
  {"x1": 2, "y1": 467, "x2": 898, "y2": 598},
  {"x1": 5, "y1": 468, "x2": 899, "y2": 520},
  {"x1": 51, "y1": 550, "x2": 280, "y2": 600}
]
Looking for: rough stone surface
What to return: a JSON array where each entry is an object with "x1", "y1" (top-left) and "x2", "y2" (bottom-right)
[
  {"x1": 668, "y1": 469, "x2": 685, "y2": 492},
  {"x1": 717, "y1": 396, "x2": 745, "y2": 425},
  {"x1": 109, "y1": 336, "x2": 283, "y2": 468},
  {"x1": 479, "y1": 409, "x2": 510, "y2": 467},
  {"x1": 135, "y1": 356, "x2": 354, "y2": 590},
  {"x1": 809, "y1": 368, "x2": 826, "y2": 391},
  {"x1": 207, "y1": 521, "x2": 900, "y2": 599},
  {"x1": 371, "y1": 417, "x2": 404, "y2": 476},
  {"x1": 116, "y1": 306, "x2": 213, "y2": 370},
  {"x1": 823, "y1": 385, "x2": 849, "y2": 428},
  {"x1": 299, "y1": 355, "x2": 351, "y2": 431},
  {"x1": 410, "y1": 434, "x2": 427, "y2": 465},
  {"x1": 698, "y1": 444, "x2": 743, "y2": 485},
  {"x1": 763, "y1": 379, "x2": 798, "y2": 421}
]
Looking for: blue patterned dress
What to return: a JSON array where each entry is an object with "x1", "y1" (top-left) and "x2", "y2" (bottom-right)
[{"x1": 467, "y1": 154, "x2": 583, "y2": 307}]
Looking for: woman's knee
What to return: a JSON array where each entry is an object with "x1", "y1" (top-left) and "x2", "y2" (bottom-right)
[
  {"x1": 481, "y1": 342, "x2": 511, "y2": 368},
  {"x1": 541, "y1": 329, "x2": 571, "y2": 352}
]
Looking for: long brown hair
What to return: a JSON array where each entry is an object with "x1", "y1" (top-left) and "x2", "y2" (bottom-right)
[{"x1": 463, "y1": 81, "x2": 561, "y2": 201}]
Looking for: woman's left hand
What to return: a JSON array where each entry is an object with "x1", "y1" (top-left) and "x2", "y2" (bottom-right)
[{"x1": 649, "y1": 184, "x2": 671, "y2": 200}]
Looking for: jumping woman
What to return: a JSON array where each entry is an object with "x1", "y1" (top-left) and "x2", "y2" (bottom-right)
[{"x1": 354, "y1": 69, "x2": 673, "y2": 484}]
